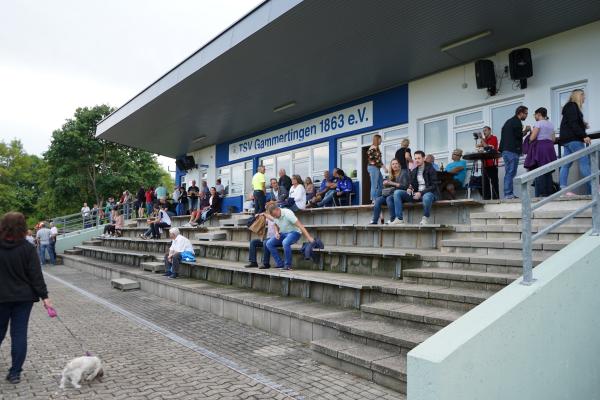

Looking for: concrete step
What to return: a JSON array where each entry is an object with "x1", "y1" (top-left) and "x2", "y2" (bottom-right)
[
  {"x1": 403, "y1": 268, "x2": 520, "y2": 291},
  {"x1": 220, "y1": 216, "x2": 253, "y2": 227},
  {"x1": 311, "y1": 337, "x2": 406, "y2": 393},
  {"x1": 440, "y1": 239, "x2": 568, "y2": 256},
  {"x1": 140, "y1": 261, "x2": 166, "y2": 273},
  {"x1": 361, "y1": 301, "x2": 465, "y2": 332},
  {"x1": 449, "y1": 224, "x2": 587, "y2": 241},
  {"x1": 82, "y1": 239, "x2": 103, "y2": 246},
  {"x1": 63, "y1": 248, "x2": 82, "y2": 255},
  {"x1": 195, "y1": 231, "x2": 227, "y2": 241},
  {"x1": 222, "y1": 223, "x2": 453, "y2": 249},
  {"x1": 62, "y1": 253, "x2": 414, "y2": 394},
  {"x1": 74, "y1": 245, "x2": 156, "y2": 267}
]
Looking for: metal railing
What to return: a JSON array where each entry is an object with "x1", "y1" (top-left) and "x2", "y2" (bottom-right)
[
  {"x1": 514, "y1": 141, "x2": 600, "y2": 285},
  {"x1": 51, "y1": 200, "x2": 137, "y2": 238}
]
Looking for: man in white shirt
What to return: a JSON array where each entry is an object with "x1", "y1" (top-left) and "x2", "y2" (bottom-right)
[
  {"x1": 36, "y1": 222, "x2": 55, "y2": 266},
  {"x1": 81, "y1": 203, "x2": 90, "y2": 227},
  {"x1": 163, "y1": 228, "x2": 194, "y2": 279},
  {"x1": 49, "y1": 222, "x2": 58, "y2": 262}
]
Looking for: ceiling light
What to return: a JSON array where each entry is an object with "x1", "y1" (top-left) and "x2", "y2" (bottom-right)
[
  {"x1": 273, "y1": 101, "x2": 296, "y2": 113},
  {"x1": 441, "y1": 30, "x2": 492, "y2": 52},
  {"x1": 192, "y1": 135, "x2": 207, "y2": 143}
]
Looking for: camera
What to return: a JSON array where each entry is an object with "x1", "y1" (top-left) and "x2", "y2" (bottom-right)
[{"x1": 472, "y1": 131, "x2": 481, "y2": 140}]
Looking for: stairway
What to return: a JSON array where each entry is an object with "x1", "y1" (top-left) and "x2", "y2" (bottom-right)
[{"x1": 60, "y1": 198, "x2": 592, "y2": 395}]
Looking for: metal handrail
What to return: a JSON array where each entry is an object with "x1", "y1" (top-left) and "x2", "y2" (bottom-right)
[
  {"x1": 50, "y1": 200, "x2": 138, "y2": 238},
  {"x1": 514, "y1": 141, "x2": 600, "y2": 285}
]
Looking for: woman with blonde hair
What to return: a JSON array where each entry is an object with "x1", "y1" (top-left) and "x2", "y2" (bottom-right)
[
  {"x1": 304, "y1": 177, "x2": 316, "y2": 203},
  {"x1": 559, "y1": 89, "x2": 591, "y2": 195},
  {"x1": 370, "y1": 159, "x2": 409, "y2": 224},
  {"x1": 367, "y1": 134, "x2": 385, "y2": 202}
]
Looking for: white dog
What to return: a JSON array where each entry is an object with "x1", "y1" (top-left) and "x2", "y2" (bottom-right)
[{"x1": 59, "y1": 356, "x2": 104, "y2": 389}]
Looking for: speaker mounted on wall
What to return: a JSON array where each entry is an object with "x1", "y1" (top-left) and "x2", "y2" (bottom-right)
[
  {"x1": 509, "y1": 48, "x2": 533, "y2": 89},
  {"x1": 475, "y1": 59, "x2": 497, "y2": 96}
]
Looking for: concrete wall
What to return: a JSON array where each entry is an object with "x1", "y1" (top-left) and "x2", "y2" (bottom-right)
[
  {"x1": 407, "y1": 231, "x2": 600, "y2": 400},
  {"x1": 55, "y1": 226, "x2": 104, "y2": 254}
]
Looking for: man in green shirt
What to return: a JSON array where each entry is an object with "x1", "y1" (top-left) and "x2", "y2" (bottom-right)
[
  {"x1": 251, "y1": 165, "x2": 266, "y2": 213},
  {"x1": 265, "y1": 203, "x2": 314, "y2": 270}
]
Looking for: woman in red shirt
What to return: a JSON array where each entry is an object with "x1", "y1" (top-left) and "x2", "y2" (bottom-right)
[{"x1": 478, "y1": 126, "x2": 499, "y2": 200}]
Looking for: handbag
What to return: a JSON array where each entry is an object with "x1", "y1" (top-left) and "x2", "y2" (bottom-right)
[
  {"x1": 249, "y1": 214, "x2": 266, "y2": 234},
  {"x1": 381, "y1": 186, "x2": 396, "y2": 197}
]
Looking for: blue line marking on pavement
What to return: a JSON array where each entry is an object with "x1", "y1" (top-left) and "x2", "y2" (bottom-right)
[{"x1": 44, "y1": 271, "x2": 304, "y2": 400}]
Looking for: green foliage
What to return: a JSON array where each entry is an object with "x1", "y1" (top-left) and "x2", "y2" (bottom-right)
[
  {"x1": 43, "y1": 105, "x2": 170, "y2": 216},
  {"x1": 0, "y1": 140, "x2": 46, "y2": 223}
]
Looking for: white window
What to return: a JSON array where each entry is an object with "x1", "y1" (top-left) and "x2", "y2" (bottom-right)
[
  {"x1": 384, "y1": 127, "x2": 408, "y2": 141},
  {"x1": 218, "y1": 167, "x2": 230, "y2": 196},
  {"x1": 230, "y1": 163, "x2": 244, "y2": 196},
  {"x1": 423, "y1": 119, "x2": 448, "y2": 154},
  {"x1": 552, "y1": 81, "x2": 588, "y2": 129},
  {"x1": 276, "y1": 154, "x2": 292, "y2": 177},
  {"x1": 454, "y1": 110, "x2": 483, "y2": 127},
  {"x1": 261, "y1": 157, "x2": 275, "y2": 181},
  {"x1": 259, "y1": 142, "x2": 330, "y2": 184},
  {"x1": 491, "y1": 102, "x2": 522, "y2": 138},
  {"x1": 312, "y1": 145, "x2": 329, "y2": 174},
  {"x1": 244, "y1": 161, "x2": 253, "y2": 197},
  {"x1": 338, "y1": 137, "x2": 359, "y2": 180}
]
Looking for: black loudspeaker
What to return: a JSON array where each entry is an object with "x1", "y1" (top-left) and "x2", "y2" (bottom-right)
[
  {"x1": 175, "y1": 158, "x2": 186, "y2": 171},
  {"x1": 475, "y1": 60, "x2": 497, "y2": 95},
  {"x1": 183, "y1": 155, "x2": 196, "y2": 170},
  {"x1": 509, "y1": 48, "x2": 533, "y2": 80}
]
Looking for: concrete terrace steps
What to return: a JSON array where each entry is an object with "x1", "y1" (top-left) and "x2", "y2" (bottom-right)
[
  {"x1": 61, "y1": 253, "x2": 429, "y2": 393},
  {"x1": 449, "y1": 223, "x2": 589, "y2": 241},
  {"x1": 311, "y1": 337, "x2": 407, "y2": 392},
  {"x1": 440, "y1": 238, "x2": 569, "y2": 256},
  {"x1": 70, "y1": 244, "x2": 495, "y2": 310},
  {"x1": 402, "y1": 267, "x2": 520, "y2": 291},
  {"x1": 360, "y1": 301, "x2": 465, "y2": 331},
  {"x1": 310, "y1": 338, "x2": 406, "y2": 393}
]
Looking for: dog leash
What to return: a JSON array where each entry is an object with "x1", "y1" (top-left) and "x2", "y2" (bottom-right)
[{"x1": 46, "y1": 306, "x2": 92, "y2": 357}]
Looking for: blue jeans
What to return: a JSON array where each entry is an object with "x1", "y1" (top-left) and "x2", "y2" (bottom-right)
[
  {"x1": 394, "y1": 190, "x2": 437, "y2": 220},
  {"x1": 266, "y1": 231, "x2": 302, "y2": 268},
  {"x1": 188, "y1": 197, "x2": 198, "y2": 212},
  {"x1": 317, "y1": 190, "x2": 335, "y2": 207},
  {"x1": 0, "y1": 301, "x2": 34, "y2": 376},
  {"x1": 39, "y1": 244, "x2": 55, "y2": 265},
  {"x1": 248, "y1": 239, "x2": 273, "y2": 266},
  {"x1": 164, "y1": 253, "x2": 182, "y2": 276},
  {"x1": 559, "y1": 141, "x2": 591, "y2": 194},
  {"x1": 367, "y1": 165, "x2": 383, "y2": 201},
  {"x1": 146, "y1": 202, "x2": 153, "y2": 216},
  {"x1": 176, "y1": 203, "x2": 185, "y2": 216},
  {"x1": 372, "y1": 194, "x2": 395, "y2": 222},
  {"x1": 502, "y1": 151, "x2": 520, "y2": 198}
]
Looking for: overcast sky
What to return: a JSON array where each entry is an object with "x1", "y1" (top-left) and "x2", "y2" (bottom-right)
[{"x1": 0, "y1": 0, "x2": 263, "y2": 171}]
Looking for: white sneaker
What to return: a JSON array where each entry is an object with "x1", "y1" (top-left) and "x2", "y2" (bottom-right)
[
  {"x1": 390, "y1": 219, "x2": 405, "y2": 225},
  {"x1": 420, "y1": 216, "x2": 430, "y2": 225}
]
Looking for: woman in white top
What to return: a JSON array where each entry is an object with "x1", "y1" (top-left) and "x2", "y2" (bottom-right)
[{"x1": 286, "y1": 175, "x2": 306, "y2": 212}]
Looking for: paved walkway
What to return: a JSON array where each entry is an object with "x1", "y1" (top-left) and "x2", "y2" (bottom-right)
[{"x1": 0, "y1": 265, "x2": 401, "y2": 399}]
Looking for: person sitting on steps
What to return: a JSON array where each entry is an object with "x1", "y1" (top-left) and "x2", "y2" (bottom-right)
[
  {"x1": 308, "y1": 170, "x2": 335, "y2": 208},
  {"x1": 148, "y1": 204, "x2": 171, "y2": 239},
  {"x1": 371, "y1": 158, "x2": 409, "y2": 225},
  {"x1": 163, "y1": 228, "x2": 194, "y2": 279},
  {"x1": 393, "y1": 150, "x2": 440, "y2": 225},
  {"x1": 444, "y1": 148, "x2": 467, "y2": 200},
  {"x1": 264, "y1": 203, "x2": 314, "y2": 271},
  {"x1": 191, "y1": 187, "x2": 221, "y2": 227},
  {"x1": 315, "y1": 168, "x2": 352, "y2": 207},
  {"x1": 244, "y1": 213, "x2": 277, "y2": 269}
]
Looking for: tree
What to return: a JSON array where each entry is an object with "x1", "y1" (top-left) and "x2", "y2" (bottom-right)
[
  {"x1": 43, "y1": 105, "x2": 170, "y2": 216},
  {"x1": 0, "y1": 139, "x2": 46, "y2": 223}
]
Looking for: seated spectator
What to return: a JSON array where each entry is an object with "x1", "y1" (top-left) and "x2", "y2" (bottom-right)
[
  {"x1": 278, "y1": 169, "x2": 292, "y2": 192},
  {"x1": 444, "y1": 148, "x2": 467, "y2": 199},
  {"x1": 163, "y1": 228, "x2": 194, "y2": 279},
  {"x1": 393, "y1": 151, "x2": 440, "y2": 225},
  {"x1": 268, "y1": 178, "x2": 289, "y2": 205},
  {"x1": 264, "y1": 203, "x2": 314, "y2": 271},
  {"x1": 308, "y1": 171, "x2": 334, "y2": 207},
  {"x1": 215, "y1": 178, "x2": 225, "y2": 198},
  {"x1": 317, "y1": 168, "x2": 353, "y2": 207},
  {"x1": 304, "y1": 177, "x2": 316, "y2": 203},
  {"x1": 371, "y1": 159, "x2": 409, "y2": 224},
  {"x1": 148, "y1": 204, "x2": 171, "y2": 239},
  {"x1": 192, "y1": 187, "x2": 221, "y2": 226},
  {"x1": 244, "y1": 214, "x2": 277, "y2": 269},
  {"x1": 243, "y1": 193, "x2": 255, "y2": 213},
  {"x1": 425, "y1": 154, "x2": 440, "y2": 171},
  {"x1": 283, "y1": 175, "x2": 306, "y2": 212},
  {"x1": 102, "y1": 211, "x2": 124, "y2": 237},
  {"x1": 187, "y1": 181, "x2": 200, "y2": 212}
]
